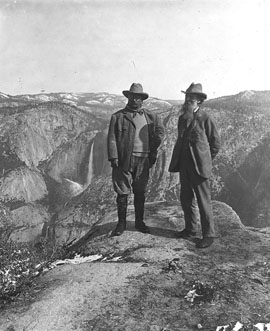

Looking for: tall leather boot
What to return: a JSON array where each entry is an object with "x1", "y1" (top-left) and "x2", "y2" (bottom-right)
[
  {"x1": 113, "y1": 194, "x2": 128, "y2": 236},
  {"x1": 134, "y1": 193, "x2": 150, "y2": 234}
]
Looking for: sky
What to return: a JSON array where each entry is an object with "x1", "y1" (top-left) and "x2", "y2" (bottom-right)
[{"x1": 0, "y1": 0, "x2": 270, "y2": 100}]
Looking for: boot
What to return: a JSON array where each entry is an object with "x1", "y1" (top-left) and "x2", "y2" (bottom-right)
[
  {"x1": 134, "y1": 193, "x2": 150, "y2": 234},
  {"x1": 113, "y1": 194, "x2": 128, "y2": 236},
  {"x1": 196, "y1": 237, "x2": 214, "y2": 249},
  {"x1": 175, "y1": 228, "x2": 200, "y2": 240}
]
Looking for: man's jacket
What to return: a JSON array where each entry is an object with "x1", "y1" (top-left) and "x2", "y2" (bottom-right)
[
  {"x1": 107, "y1": 108, "x2": 165, "y2": 171},
  {"x1": 169, "y1": 108, "x2": 220, "y2": 178}
]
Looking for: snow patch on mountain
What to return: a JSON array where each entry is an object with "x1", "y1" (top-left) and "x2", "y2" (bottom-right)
[
  {"x1": 19, "y1": 94, "x2": 57, "y2": 102},
  {"x1": 59, "y1": 93, "x2": 79, "y2": 100},
  {"x1": 145, "y1": 98, "x2": 172, "y2": 108},
  {"x1": 62, "y1": 99, "x2": 77, "y2": 106},
  {"x1": 35, "y1": 95, "x2": 58, "y2": 102},
  {"x1": 238, "y1": 90, "x2": 255, "y2": 100},
  {"x1": 86, "y1": 100, "x2": 101, "y2": 105},
  {"x1": 0, "y1": 92, "x2": 9, "y2": 99},
  {"x1": 95, "y1": 93, "x2": 109, "y2": 99},
  {"x1": 103, "y1": 98, "x2": 115, "y2": 105}
]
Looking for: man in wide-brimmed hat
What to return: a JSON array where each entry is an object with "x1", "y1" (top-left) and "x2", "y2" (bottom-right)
[
  {"x1": 107, "y1": 83, "x2": 165, "y2": 236},
  {"x1": 169, "y1": 83, "x2": 221, "y2": 248}
]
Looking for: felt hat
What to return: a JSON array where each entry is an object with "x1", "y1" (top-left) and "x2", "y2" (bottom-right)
[
  {"x1": 181, "y1": 83, "x2": 207, "y2": 100},
  {"x1": 122, "y1": 83, "x2": 149, "y2": 100}
]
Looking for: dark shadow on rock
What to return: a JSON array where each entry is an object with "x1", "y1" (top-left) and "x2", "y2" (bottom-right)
[
  {"x1": 135, "y1": 225, "x2": 178, "y2": 239},
  {"x1": 67, "y1": 221, "x2": 180, "y2": 252}
]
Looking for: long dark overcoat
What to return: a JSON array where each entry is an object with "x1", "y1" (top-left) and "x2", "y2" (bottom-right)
[
  {"x1": 168, "y1": 108, "x2": 220, "y2": 178},
  {"x1": 107, "y1": 108, "x2": 165, "y2": 171}
]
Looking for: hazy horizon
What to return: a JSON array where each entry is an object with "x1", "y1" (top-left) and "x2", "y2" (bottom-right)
[{"x1": 2, "y1": 86, "x2": 268, "y2": 103}]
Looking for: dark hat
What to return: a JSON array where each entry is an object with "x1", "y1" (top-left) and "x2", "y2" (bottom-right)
[
  {"x1": 122, "y1": 83, "x2": 149, "y2": 100},
  {"x1": 181, "y1": 83, "x2": 207, "y2": 100}
]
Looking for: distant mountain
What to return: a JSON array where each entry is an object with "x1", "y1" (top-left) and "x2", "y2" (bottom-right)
[
  {"x1": 206, "y1": 90, "x2": 270, "y2": 114},
  {"x1": 0, "y1": 89, "x2": 269, "y2": 244},
  {"x1": 0, "y1": 92, "x2": 173, "y2": 119}
]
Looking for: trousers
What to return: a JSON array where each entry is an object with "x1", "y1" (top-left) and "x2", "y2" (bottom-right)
[
  {"x1": 179, "y1": 158, "x2": 215, "y2": 238},
  {"x1": 112, "y1": 155, "x2": 150, "y2": 195}
]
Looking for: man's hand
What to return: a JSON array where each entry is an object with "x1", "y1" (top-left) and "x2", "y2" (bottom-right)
[
  {"x1": 110, "y1": 159, "x2": 119, "y2": 168},
  {"x1": 149, "y1": 154, "x2": 157, "y2": 168}
]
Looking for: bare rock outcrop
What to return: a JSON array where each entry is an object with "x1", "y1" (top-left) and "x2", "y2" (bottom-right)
[
  {"x1": 2, "y1": 200, "x2": 269, "y2": 331},
  {"x1": 0, "y1": 167, "x2": 47, "y2": 203}
]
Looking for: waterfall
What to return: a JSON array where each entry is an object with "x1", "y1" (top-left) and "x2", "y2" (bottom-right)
[
  {"x1": 86, "y1": 140, "x2": 94, "y2": 186},
  {"x1": 62, "y1": 139, "x2": 95, "y2": 197}
]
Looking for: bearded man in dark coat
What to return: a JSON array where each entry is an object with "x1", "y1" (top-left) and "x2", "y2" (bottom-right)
[
  {"x1": 107, "y1": 83, "x2": 165, "y2": 236},
  {"x1": 169, "y1": 83, "x2": 221, "y2": 248}
]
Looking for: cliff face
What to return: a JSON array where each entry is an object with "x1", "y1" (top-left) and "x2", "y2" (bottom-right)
[
  {"x1": 218, "y1": 134, "x2": 270, "y2": 227},
  {"x1": 206, "y1": 93, "x2": 270, "y2": 227},
  {"x1": 0, "y1": 101, "x2": 109, "y2": 242},
  {"x1": 0, "y1": 91, "x2": 270, "y2": 244},
  {"x1": 146, "y1": 107, "x2": 180, "y2": 202}
]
